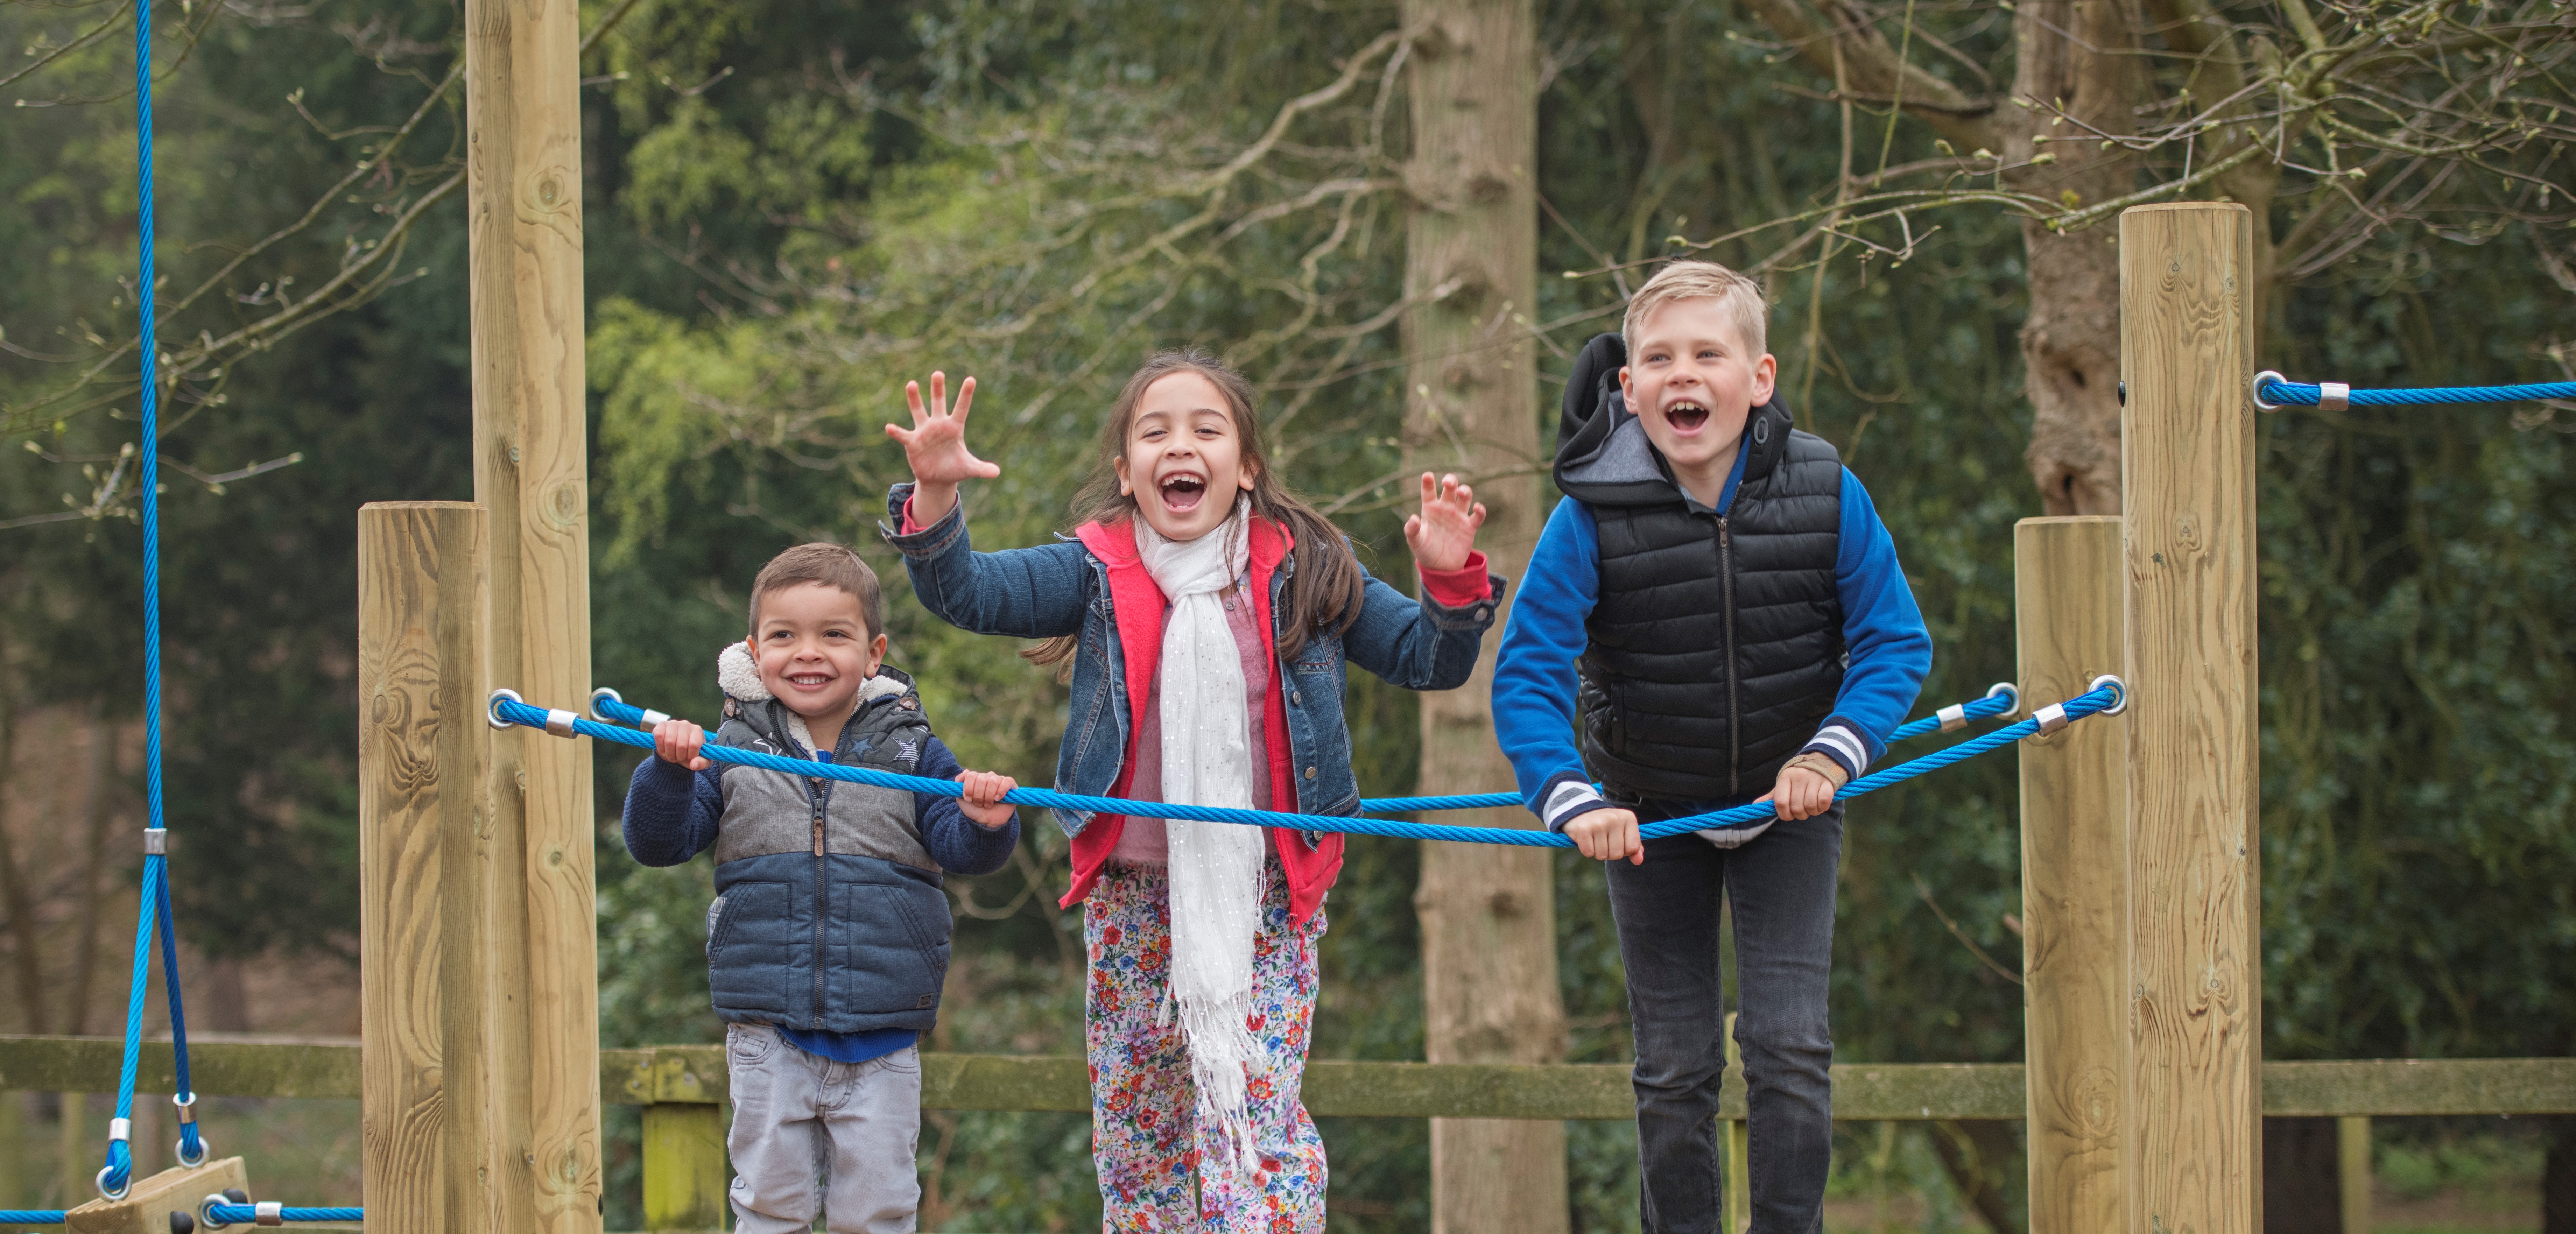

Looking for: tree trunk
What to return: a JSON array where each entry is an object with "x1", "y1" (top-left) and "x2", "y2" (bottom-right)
[
  {"x1": 2006, "y1": 0, "x2": 2143, "y2": 516},
  {"x1": 2262, "y1": 1117, "x2": 2343, "y2": 1234},
  {"x1": 1399, "y1": 2, "x2": 1569, "y2": 1231},
  {"x1": 0, "y1": 635, "x2": 49, "y2": 1036}
]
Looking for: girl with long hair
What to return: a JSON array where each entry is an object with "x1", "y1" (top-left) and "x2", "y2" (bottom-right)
[{"x1": 881, "y1": 351, "x2": 1498, "y2": 1231}]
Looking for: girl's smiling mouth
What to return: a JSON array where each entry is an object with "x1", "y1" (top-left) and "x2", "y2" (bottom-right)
[{"x1": 1159, "y1": 472, "x2": 1208, "y2": 512}]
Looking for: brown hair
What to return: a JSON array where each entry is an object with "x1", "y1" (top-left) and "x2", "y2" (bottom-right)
[
  {"x1": 1623, "y1": 259, "x2": 1769, "y2": 357},
  {"x1": 1026, "y1": 349, "x2": 1368, "y2": 670},
  {"x1": 750, "y1": 543, "x2": 885, "y2": 640}
]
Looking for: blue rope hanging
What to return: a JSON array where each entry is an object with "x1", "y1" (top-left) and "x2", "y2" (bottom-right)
[{"x1": 97, "y1": 0, "x2": 205, "y2": 1199}]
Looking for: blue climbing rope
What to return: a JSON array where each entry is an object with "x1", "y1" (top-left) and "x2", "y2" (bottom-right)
[
  {"x1": 205, "y1": 1204, "x2": 365, "y2": 1226},
  {"x1": 506, "y1": 681, "x2": 2122, "y2": 844},
  {"x1": 0, "y1": 1212, "x2": 66, "y2": 1226},
  {"x1": 586, "y1": 682, "x2": 2025, "y2": 816},
  {"x1": 96, "y1": 0, "x2": 206, "y2": 1199},
  {"x1": 2253, "y1": 372, "x2": 2576, "y2": 410}
]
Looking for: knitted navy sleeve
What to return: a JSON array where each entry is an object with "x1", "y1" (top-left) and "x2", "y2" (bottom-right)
[
  {"x1": 622, "y1": 756, "x2": 724, "y2": 867},
  {"x1": 910, "y1": 735, "x2": 1020, "y2": 876}
]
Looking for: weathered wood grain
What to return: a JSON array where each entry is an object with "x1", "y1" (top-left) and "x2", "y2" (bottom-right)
[
  {"x1": 2016, "y1": 515, "x2": 2128, "y2": 1234},
  {"x1": 464, "y1": 0, "x2": 598, "y2": 1226},
  {"x1": 359, "y1": 502, "x2": 493, "y2": 1234},
  {"x1": 5, "y1": 1037, "x2": 2567, "y2": 1118},
  {"x1": 2119, "y1": 201, "x2": 2263, "y2": 1234},
  {"x1": 640, "y1": 1104, "x2": 726, "y2": 1232},
  {"x1": 63, "y1": 1156, "x2": 249, "y2": 1234}
]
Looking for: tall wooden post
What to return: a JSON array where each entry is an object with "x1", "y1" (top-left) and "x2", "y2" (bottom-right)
[
  {"x1": 2118, "y1": 202, "x2": 2261, "y2": 1234},
  {"x1": 2017, "y1": 515, "x2": 2128, "y2": 1233},
  {"x1": 465, "y1": 0, "x2": 600, "y2": 1227},
  {"x1": 360, "y1": 502, "x2": 514, "y2": 1234},
  {"x1": 1398, "y1": 0, "x2": 1568, "y2": 1229}
]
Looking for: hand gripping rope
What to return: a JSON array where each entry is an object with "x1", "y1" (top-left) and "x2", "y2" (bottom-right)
[
  {"x1": 2252, "y1": 372, "x2": 2576, "y2": 411},
  {"x1": 584, "y1": 681, "x2": 2026, "y2": 817},
  {"x1": 501, "y1": 678, "x2": 2124, "y2": 844}
]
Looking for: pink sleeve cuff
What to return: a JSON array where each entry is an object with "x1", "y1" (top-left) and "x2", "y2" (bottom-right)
[
  {"x1": 899, "y1": 494, "x2": 925, "y2": 536},
  {"x1": 1418, "y1": 551, "x2": 1493, "y2": 608}
]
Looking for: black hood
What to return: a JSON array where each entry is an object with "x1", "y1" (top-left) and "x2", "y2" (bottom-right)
[{"x1": 1552, "y1": 332, "x2": 1800, "y2": 507}]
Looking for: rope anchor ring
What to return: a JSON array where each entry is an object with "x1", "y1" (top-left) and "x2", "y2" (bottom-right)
[
  {"x1": 2089, "y1": 674, "x2": 2130, "y2": 716},
  {"x1": 1983, "y1": 681, "x2": 2020, "y2": 717}
]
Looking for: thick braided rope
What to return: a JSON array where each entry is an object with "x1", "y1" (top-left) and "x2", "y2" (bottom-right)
[
  {"x1": 2258, "y1": 378, "x2": 2576, "y2": 407},
  {"x1": 509, "y1": 684, "x2": 2117, "y2": 842},
  {"x1": 206, "y1": 1205, "x2": 365, "y2": 1225},
  {"x1": 592, "y1": 685, "x2": 2025, "y2": 816},
  {"x1": 0, "y1": 1211, "x2": 66, "y2": 1225}
]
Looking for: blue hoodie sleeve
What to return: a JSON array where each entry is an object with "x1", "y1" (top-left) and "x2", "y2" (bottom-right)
[
  {"x1": 911, "y1": 734, "x2": 1020, "y2": 876},
  {"x1": 1492, "y1": 498, "x2": 1613, "y2": 831},
  {"x1": 1794, "y1": 468, "x2": 1933, "y2": 780},
  {"x1": 622, "y1": 756, "x2": 724, "y2": 867}
]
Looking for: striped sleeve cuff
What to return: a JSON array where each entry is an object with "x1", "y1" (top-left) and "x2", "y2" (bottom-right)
[
  {"x1": 1540, "y1": 773, "x2": 1607, "y2": 832},
  {"x1": 1801, "y1": 721, "x2": 1871, "y2": 781}
]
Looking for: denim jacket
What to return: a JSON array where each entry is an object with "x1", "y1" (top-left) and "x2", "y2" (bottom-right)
[{"x1": 881, "y1": 483, "x2": 1501, "y2": 919}]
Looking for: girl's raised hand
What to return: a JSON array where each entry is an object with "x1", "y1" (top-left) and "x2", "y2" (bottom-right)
[
  {"x1": 885, "y1": 372, "x2": 1000, "y2": 527},
  {"x1": 1403, "y1": 472, "x2": 1487, "y2": 573}
]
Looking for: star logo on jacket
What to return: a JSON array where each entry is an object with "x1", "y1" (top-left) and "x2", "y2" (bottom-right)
[{"x1": 896, "y1": 739, "x2": 918, "y2": 764}]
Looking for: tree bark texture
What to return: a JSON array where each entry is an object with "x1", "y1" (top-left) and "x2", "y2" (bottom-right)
[{"x1": 1399, "y1": 1, "x2": 1569, "y2": 1231}]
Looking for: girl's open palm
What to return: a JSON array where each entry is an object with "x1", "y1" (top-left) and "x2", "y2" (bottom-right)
[
  {"x1": 1404, "y1": 472, "x2": 1487, "y2": 573},
  {"x1": 885, "y1": 372, "x2": 1001, "y2": 486}
]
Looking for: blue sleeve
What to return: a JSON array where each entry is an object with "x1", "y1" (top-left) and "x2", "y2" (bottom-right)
[
  {"x1": 1337, "y1": 557, "x2": 1500, "y2": 692},
  {"x1": 880, "y1": 483, "x2": 1091, "y2": 640},
  {"x1": 910, "y1": 734, "x2": 1019, "y2": 876},
  {"x1": 1492, "y1": 499, "x2": 1610, "y2": 830},
  {"x1": 1800, "y1": 468, "x2": 1932, "y2": 778},
  {"x1": 622, "y1": 756, "x2": 724, "y2": 867}
]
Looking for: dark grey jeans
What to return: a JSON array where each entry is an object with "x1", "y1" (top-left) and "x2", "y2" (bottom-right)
[{"x1": 1605, "y1": 802, "x2": 1842, "y2": 1234}]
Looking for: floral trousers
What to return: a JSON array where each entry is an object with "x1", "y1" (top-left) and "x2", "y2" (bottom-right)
[{"x1": 1084, "y1": 860, "x2": 1329, "y2": 1233}]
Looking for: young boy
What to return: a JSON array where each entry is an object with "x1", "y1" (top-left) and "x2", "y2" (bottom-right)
[
  {"x1": 623, "y1": 543, "x2": 1022, "y2": 1234},
  {"x1": 1493, "y1": 261, "x2": 1931, "y2": 1232}
]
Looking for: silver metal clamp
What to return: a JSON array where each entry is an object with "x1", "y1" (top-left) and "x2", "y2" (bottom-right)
[{"x1": 2088, "y1": 673, "x2": 2131, "y2": 716}]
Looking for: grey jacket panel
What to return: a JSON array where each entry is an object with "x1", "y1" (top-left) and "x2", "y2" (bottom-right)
[{"x1": 709, "y1": 693, "x2": 936, "y2": 871}]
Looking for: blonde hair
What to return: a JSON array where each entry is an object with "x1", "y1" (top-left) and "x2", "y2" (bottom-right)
[{"x1": 1621, "y1": 260, "x2": 1769, "y2": 358}]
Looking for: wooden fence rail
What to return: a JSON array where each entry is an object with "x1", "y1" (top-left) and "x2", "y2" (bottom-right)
[{"x1": 8, "y1": 1036, "x2": 2569, "y2": 1231}]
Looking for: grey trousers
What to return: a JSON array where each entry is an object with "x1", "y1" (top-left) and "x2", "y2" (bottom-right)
[
  {"x1": 1606, "y1": 804, "x2": 1843, "y2": 1234},
  {"x1": 724, "y1": 1022, "x2": 923, "y2": 1234}
]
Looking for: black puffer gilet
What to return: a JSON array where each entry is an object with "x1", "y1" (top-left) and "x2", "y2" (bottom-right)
[{"x1": 1554, "y1": 332, "x2": 1845, "y2": 802}]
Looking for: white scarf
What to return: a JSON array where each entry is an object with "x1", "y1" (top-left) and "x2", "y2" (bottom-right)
[{"x1": 1133, "y1": 498, "x2": 1266, "y2": 1182}]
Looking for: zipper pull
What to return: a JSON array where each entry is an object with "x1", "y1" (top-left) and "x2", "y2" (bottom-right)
[
  {"x1": 1718, "y1": 516, "x2": 1731, "y2": 547},
  {"x1": 812, "y1": 803, "x2": 826, "y2": 856}
]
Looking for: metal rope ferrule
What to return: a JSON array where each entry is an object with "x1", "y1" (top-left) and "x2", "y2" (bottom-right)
[
  {"x1": 174, "y1": 1091, "x2": 207, "y2": 1166},
  {"x1": 544, "y1": 707, "x2": 580, "y2": 738},
  {"x1": 1936, "y1": 703, "x2": 1968, "y2": 732},
  {"x1": 2318, "y1": 381, "x2": 2350, "y2": 411},
  {"x1": 256, "y1": 1201, "x2": 284, "y2": 1226},
  {"x1": 144, "y1": 828, "x2": 167, "y2": 855},
  {"x1": 2032, "y1": 703, "x2": 2070, "y2": 735}
]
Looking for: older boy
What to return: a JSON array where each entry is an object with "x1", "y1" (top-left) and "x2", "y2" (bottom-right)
[
  {"x1": 1493, "y1": 261, "x2": 1930, "y2": 1232},
  {"x1": 623, "y1": 543, "x2": 1021, "y2": 1234}
]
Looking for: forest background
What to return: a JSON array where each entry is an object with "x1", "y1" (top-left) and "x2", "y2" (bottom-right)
[{"x1": 2, "y1": 0, "x2": 2572, "y2": 1230}]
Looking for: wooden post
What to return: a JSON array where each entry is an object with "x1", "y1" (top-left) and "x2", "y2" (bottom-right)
[
  {"x1": 360, "y1": 502, "x2": 516, "y2": 1234},
  {"x1": 2017, "y1": 515, "x2": 2128, "y2": 1233},
  {"x1": 641, "y1": 1105, "x2": 728, "y2": 1232},
  {"x1": 2119, "y1": 201, "x2": 2262, "y2": 1234},
  {"x1": 2336, "y1": 1117, "x2": 2371, "y2": 1234},
  {"x1": 464, "y1": 0, "x2": 600, "y2": 1226}
]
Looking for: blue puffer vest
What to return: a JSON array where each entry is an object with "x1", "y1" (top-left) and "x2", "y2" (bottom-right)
[{"x1": 704, "y1": 669, "x2": 951, "y2": 1034}]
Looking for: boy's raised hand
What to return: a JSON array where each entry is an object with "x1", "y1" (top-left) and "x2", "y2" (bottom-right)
[
  {"x1": 885, "y1": 371, "x2": 1001, "y2": 527},
  {"x1": 956, "y1": 770, "x2": 1019, "y2": 830},
  {"x1": 1404, "y1": 472, "x2": 1488, "y2": 573},
  {"x1": 1564, "y1": 806, "x2": 1644, "y2": 865},
  {"x1": 653, "y1": 718, "x2": 711, "y2": 771}
]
